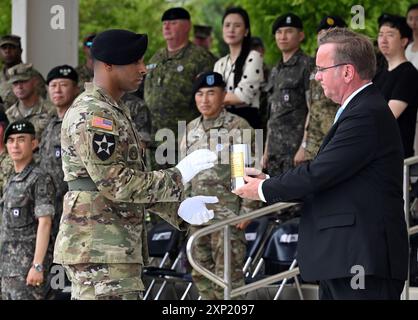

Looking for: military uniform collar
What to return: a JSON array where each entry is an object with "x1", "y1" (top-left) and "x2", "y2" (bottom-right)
[
  {"x1": 16, "y1": 96, "x2": 46, "y2": 115},
  {"x1": 280, "y1": 48, "x2": 304, "y2": 67},
  {"x1": 11, "y1": 160, "x2": 35, "y2": 182},
  {"x1": 85, "y1": 82, "x2": 127, "y2": 112},
  {"x1": 196, "y1": 108, "x2": 227, "y2": 130},
  {"x1": 163, "y1": 41, "x2": 192, "y2": 60}
]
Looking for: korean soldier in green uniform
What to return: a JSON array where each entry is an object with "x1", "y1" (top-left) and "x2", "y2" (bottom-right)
[
  {"x1": 180, "y1": 72, "x2": 260, "y2": 299},
  {"x1": 0, "y1": 120, "x2": 55, "y2": 300}
]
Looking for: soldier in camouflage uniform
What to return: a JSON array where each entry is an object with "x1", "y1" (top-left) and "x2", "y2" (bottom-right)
[
  {"x1": 75, "y1": 34, "x2": 96, "y2": 91},
  {"x1": 0, "y1": 35, "x2": 47, "y2": 110},
  {"x1": 39, "y1": 65, "x2": 80, "y2": 241},
  {"x1": 264, "y1": 14, "x2": 313, "y2": 176},
  {"x1": 180, "y1": 72, "x2": 260, "y2": 299},
  {"x1": 0, "y1": 120, "x2": 55, "y2": 300},
  {"x1": 144, "y1": 7, "x2": 216, "y2": 168},
  {"x1": 121, "y1": 93, "x2": 152, "y2": 169},
  {"x1": 5, "y1": 63, "x2": 54, "y2": 141},
  {"x1": 293, "y1": 16, "x2": 346, "y2": 164},
  {"x1": 0, "y1": 111, "x2": 11, "y2": 196},
  {"x1": 54, "y1": 29, "x2": 217, "y2": 300}
]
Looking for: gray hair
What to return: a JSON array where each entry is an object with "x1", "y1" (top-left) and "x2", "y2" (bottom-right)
[{"x1": 318, "y1": 28, "x2": 376, "y2": 80}]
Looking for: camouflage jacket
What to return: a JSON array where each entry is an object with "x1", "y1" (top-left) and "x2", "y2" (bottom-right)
[
  {"x1": 0, "y1": 151, "x2": 13, "y2": 198},
  {"x1": 75, "y1": 64, "x2": 93, "y2": 92},
  {"x1": 6, "y1": 97, "x2": 55, "y2": 141},
  {"x1": 54, "y1": 83, "x2": 186, "y2": 265},
  {"x1": 0, "y1": 66, "x2": 47, "y2": 110},
  {"x1": 38, "y1": 115, "x2": 67, "y2": 199},
  {"x1": 121, "y1": 93, "x2": 152, "y2": 145},
  {"x1": 264, "y1": 49, "x2": 313, "y2": 175},
  {"x1": 305, "y1": 72, "x2": 339, "y2": 160},
  {"x1": 144, "y1": 42, "x2": 216, "y2": 146},
  {"x1": 0, "y1": 161, "x2": 55, "y2": 277},
  {"x1": 180, "y1": 109, "x2": 260, "y2": 224}
]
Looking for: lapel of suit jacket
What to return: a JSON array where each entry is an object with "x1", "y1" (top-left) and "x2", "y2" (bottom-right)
[{"x1": 316, "y1": 84, "x2": 374, "y2": 154}]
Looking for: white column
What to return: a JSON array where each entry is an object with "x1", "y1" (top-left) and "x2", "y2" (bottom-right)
[{"x1": 11, "y1": 0, "x2": 79, "y2": 78}]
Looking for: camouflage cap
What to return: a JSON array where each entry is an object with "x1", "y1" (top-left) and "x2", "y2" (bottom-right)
[
  {"x1": 4, "y1": 119, "x2": 35, "y2": 143},
  {"x1": 194, "y1": 25, "x2": 212, "y2": 39},
  {"x1": 7, "y1": 63, "x2": 35, "y2": 84},
  {"x1": 0, "y1": 34, "x2": 21, "y2": 48}
]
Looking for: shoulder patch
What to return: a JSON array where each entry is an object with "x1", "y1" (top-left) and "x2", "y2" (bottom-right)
[
  {"x1": 92, "y1": 133, "x2": 116, "y2": 161},
  {"x1": 91, "y1": 116, "x2": 113, "y2": 131}
]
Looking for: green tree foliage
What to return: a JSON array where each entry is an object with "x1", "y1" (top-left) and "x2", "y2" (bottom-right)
[{"x1": 0, "y1": 0, "x2": 413, "y2": 66}]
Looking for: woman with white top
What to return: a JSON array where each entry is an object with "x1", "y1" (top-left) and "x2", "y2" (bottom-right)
[
  {"x1": 406, "y1": 4, "x2": 418, "y2": 69},
  {"x1": 214, "y1": 7, "x2": 264, "y2": 129}
]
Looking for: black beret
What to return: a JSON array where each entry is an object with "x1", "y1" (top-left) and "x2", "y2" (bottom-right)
[
  {"x1": 91, "y1": 29, "x2": 148, "y2": 65},
  {"x1": 47, "y1": 65, "x2": 78, "y2": 84},
  {"x1": 378, "y1": 13, "x2": 412, "y2": 40},
  {"x1": 193, "y1": 72, "x2": 225, "y2": 95},
  {"x1": 4, "y1": 120, "x2": 35, "y2": 143},
  {"x1": 317, "y1": 15, "x2": 347, "y2": 33},
  {"x1": 272, "y1": 13, "x2": 303, "y2": 34},
  {"x1": 162, "y1": 7, "x2": 190, "y2": 21}
]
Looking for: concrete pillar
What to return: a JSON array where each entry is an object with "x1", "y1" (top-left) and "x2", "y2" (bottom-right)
[{"x1": 12, "y1": 0, "x2": 79, "y2": 78}]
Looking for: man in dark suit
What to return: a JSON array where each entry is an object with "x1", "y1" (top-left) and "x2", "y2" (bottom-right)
[{"x1": 234, "y1": 28, "x2": 409, "y2": 300}]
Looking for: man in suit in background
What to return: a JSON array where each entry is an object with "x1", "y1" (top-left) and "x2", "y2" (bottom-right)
[{"x1": 234, "y1": 28, "x2": 409, "y2": 300}]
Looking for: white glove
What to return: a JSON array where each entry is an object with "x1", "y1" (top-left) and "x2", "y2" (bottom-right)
[
  {"x1": 178, "y1": 196, "x2": 219, "y2": 225},
  {"x1": 176, "y1": 149, "x2": 217, "y2": 184}
]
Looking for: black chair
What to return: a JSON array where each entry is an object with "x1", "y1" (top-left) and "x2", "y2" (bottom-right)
[
  {"x1": 243, "y1": 217, "x2": 272, "y2": 276},
  {"x1": 143, "y1": 222, "x2": 195, "y2": 300},
  {"x1": 250, "y1": 218, "x2": 303, "y2": 300}
]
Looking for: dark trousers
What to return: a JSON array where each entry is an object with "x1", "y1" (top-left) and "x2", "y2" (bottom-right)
[{"x1": 319, "y1": 276, "x2": 405, "y2": 300}]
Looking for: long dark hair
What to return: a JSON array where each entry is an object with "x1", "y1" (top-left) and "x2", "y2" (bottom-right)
[{"x1": 222, "y1": 7, "x2": 252, "y2": 88}]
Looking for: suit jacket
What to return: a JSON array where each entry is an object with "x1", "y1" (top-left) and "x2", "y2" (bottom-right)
[{"x1": 262, "y1": 84, "x2": 409, "y2": 282}]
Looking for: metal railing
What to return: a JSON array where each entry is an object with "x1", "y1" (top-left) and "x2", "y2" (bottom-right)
[
  {"x1": 402, "y1": 156, "x2": 418, "y2": 300},
  {"x1": 186, "y1": 201, "x2": 299, "y2": 300},
  {"x1": 186, "y1": 155, "x2": 418, "y2": 300}
]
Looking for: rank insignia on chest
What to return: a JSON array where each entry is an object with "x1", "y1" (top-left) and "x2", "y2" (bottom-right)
[
  {"x1": 54, "y1": 145, "x2": 62, "y2": 159},
  {"x1": 92, "y1": 116, "x2": 113, "y2": 131},
  {"x1": 92, "y1": 133, "x2": 116, "y2": 161},
  {"x1": 12, "y1": 208, "x2": 20, "y2": 217}
]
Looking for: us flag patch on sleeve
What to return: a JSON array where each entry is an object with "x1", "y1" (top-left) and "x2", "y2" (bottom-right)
[{"x1": 92, "y1": 116, "x2": 113, "y2": 131}]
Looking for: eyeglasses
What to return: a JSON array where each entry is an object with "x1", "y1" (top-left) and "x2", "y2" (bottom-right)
[{"x1": 314, "y1": 63, "x2": 349, "y2": 74}]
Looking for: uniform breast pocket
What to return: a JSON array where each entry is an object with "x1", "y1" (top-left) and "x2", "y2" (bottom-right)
[
  {"x1": 279, "y1": 84, "x2": 303, "y2": 110},
  {"x1": 5, "y1": 195, "x2": 34, "y2": 228}
]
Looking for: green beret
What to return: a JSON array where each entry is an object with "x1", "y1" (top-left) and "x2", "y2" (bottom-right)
[
  {"x1": 4, "y1": 120, "x2": 35, "y2": 143},
  {"x1": 91, "y1": 29, "x2": 148, "y2": 65},
  {"x1": 47, "y1": 65, "x2": 78, "y2": 84},
  {"x1": 162, "y1": 7, "x2": 190, "y2": 21},
  {"x1": 272, "y1": 13, "x2": 303, "y2": 34}
]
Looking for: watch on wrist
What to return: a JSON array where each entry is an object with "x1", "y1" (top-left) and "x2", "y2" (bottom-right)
[
  {"x1": 33, "y1": 263, "x2": 44, "y2": 273},
  {"x1": 301, "y1": 141, "x2": 307, "y2": 149}
]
